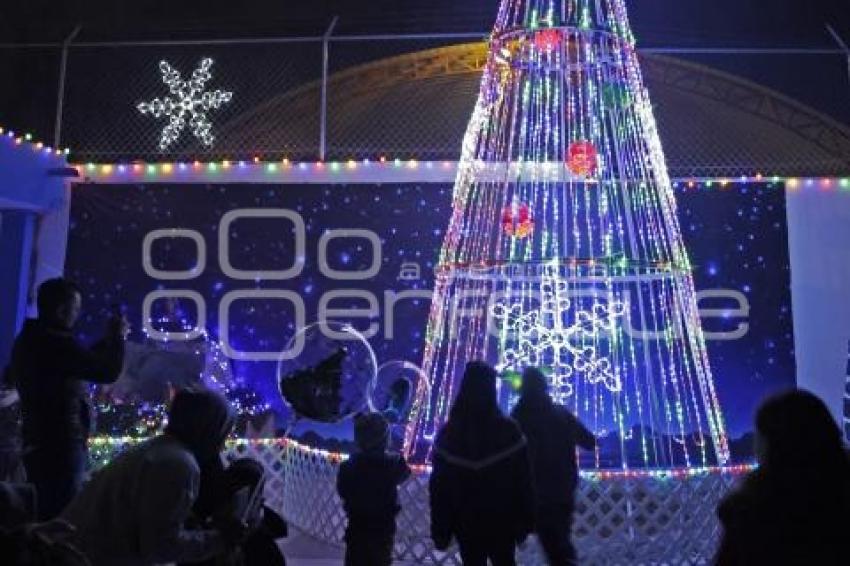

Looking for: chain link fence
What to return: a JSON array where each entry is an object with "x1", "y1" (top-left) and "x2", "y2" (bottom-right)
[{"x1": 1, "y1": 35, "x2": 849, "y2": 175}]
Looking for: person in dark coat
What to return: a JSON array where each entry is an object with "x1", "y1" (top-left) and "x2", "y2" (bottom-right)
[
  {"x1": 430, "y1": 362, "x2": 534, "y2": 566},
  {"x1": 61, "y1": 388, "x2": 244, "y2": 566},
  {"x1": 715, "y1": 390, "x2": 850, "y2": 566},
  {"x1": 337, "y1": 412, "x2": 411, "y2": 566},
  {"x1": 511, "y1": 367, "x2": 594, "y2": 565},
  {"x1": 6, "y1": 278, "x2": 126, "y2": 520}
]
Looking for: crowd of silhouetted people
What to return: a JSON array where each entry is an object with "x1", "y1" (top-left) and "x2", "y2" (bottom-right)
[{"x1": 1, "y1": 278, "x2": 848, "y2": 565}]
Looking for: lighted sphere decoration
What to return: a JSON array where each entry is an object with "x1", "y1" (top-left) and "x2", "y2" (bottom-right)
[
  {"x1": 277, "y1": 321, "x2": 378, "y2": 424},
  {"x1": 501, "y1": 203, "x2": 535, "y2": 238},
  {"x1": 567, "y1": 140, "x2": 599, "y2": 177},
  {"x1": 533, "y1": 28, "x2": 562, "y2": 52},
  {"x1": 98, "y1": 299, "x2": 270, "y2": 436}
]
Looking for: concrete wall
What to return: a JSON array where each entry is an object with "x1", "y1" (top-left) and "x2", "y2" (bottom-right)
[
  {"x1": 786, "y1": 186, "x2": 850, "y2": 431},
  {"x1": 0, "y1": 137, "x2": 69, "y2": 368}
]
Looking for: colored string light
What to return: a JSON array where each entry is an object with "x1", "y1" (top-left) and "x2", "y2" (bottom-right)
[
  {"x1": 67, "y1": 156, "x2": 847, "y2": 191},
  {"x1": 0, "y1": 125, "x2": 70, "y2": 157},
  {"x1": 86, "y1": 434, "x2": 755, "y2": 480}
]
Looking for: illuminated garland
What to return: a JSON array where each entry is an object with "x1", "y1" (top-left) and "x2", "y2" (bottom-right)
[
  {"x1": 140, "y1": 316, "x2": 271, "y2": 416},
  {"x1": 70, "y1": 160, "x2": 849, "y2": 191},
  {"x1": 404, "y1": 0, "x2": 732, "y2": 468},
  {"x1": 87, "y1": 435, "x2": 754, "y2": 480},
  {"x1": 94, "y1": 315, "x2": 270, "y2": 436},
  {"x1": 0, "y1": 126, "x2": 70, "y2": 156}
]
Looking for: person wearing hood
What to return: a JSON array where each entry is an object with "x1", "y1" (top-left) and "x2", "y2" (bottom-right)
[
  {"x1": 429, "y1": 362, "x2": 534, "y2": 566},
  {"x1": 5, "y1": 278, "x2": 126, "y2": 519},
  {"x1": 715, "y1": 390, "x2": 849, "y2": 565},
  {"x1": 61, "y1": 388, "x2": 243, "y2": 566},
  {"x1": 511, "y1": 367, "x2": 595, "y2": 565}
]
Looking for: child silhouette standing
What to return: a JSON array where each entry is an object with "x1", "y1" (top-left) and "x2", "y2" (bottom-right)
[{"x1": 337, "y1": 413, "x2": 411, "y2": 566}]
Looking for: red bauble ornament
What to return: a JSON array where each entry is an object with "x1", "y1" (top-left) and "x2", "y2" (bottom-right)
[
  {"x1": 533, "y1": 29, "x2": 562, "y2": 53},
  {"x1": 567, "y1": 141, "x2": 598, "y2": 176},
  {"x1": 502, "y1": 203, "x2": 534, "y2": 238}
]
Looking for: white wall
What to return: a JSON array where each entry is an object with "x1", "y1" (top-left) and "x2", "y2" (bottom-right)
[
  {"x1": 786, "y1": 186, "x2": 850, "y2": 427},
  {"x1": 0, "y1": 140, "x2": 70, "y2": 346},
  {"x1": 0, "y1": 141, "x2": 67, "y2": 211}
]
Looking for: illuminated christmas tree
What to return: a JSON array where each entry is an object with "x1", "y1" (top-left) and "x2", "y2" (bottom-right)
[{"x1": 405, "y1": 0, "x2": 730, "y2": 467}]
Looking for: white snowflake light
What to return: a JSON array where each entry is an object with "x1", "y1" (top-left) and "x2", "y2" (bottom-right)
[
  {"x1": 137, "y1": 58, "x2": 233, "y2": 150},
  {"x1": 492, "y1": 278, "x2": 626, "y2": 402}
]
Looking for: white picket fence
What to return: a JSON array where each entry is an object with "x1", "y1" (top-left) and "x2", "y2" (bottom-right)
[{"x1": 218, "y1": 439, "x2": 743, "y2": 565}]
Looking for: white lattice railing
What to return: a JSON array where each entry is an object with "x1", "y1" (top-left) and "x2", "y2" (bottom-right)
[{"x1": 90, "y1": 437, "x2": 747, "y2": 564}]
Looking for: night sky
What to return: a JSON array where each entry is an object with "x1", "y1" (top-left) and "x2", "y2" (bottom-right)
[
  {"x1": 66, "y1": 181, "x2": 794, "y2": 438},
  {"x1": 2, "y1": 1, "x2": 848, "y2": 42}
]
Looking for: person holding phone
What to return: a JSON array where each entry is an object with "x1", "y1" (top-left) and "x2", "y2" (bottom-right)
[{"x1": 5, "y1": 278, "x2": 127, "y2": 519}]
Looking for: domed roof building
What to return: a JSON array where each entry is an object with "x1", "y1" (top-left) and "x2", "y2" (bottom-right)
[{"x1": 218, "y1": 42, "x2": 850, "y2": 178}]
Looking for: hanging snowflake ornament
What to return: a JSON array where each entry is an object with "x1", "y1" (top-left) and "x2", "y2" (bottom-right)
[
  {"x1": 137, "y1": 58, "x2": 233, "y2": 150},
  {"x1": 491, "y1": 278, "x2": 626, "y2": 402}
]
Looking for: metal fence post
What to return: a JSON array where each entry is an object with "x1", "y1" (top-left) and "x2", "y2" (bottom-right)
[
  {"x1": 319, "y1": 16, "x2": 339, "y2": 161},
  {"x1": 54, "y1": 25, "x2": 82, "y2": 150},
  {"x1": 827, "y1": 25, "x2": 850, "y2": 93}
]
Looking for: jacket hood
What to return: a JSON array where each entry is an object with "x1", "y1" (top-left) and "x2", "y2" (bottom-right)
[
  {"x1": 435, "y1": 361, "x2": 526, "y2": 469},
  {"x1": 434, "y1": 431, "x2": 526, "y2": 472},
  {"x1": 166, "y1": 388, "x2": 234, "y2": 463},
  {"x1": 513, "y1": 367, "x2": 553, "y2": 415}
]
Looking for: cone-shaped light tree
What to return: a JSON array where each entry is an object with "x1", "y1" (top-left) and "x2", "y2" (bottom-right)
[{"x1": 404, "y1": 0, "x2": 730, "y2": 468}]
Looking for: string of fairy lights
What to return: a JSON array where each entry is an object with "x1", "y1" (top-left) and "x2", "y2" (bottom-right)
[
  {"x1": 2, "y1": 126, "x2": 846, "y2": 191},
  {"x1": 92, "y1": 313, "x2": 271, "y2": 437},
  {"x1": 403, "y1": 0, "x2": 732, "y2": 468},
  {"x1": 87, "y1": 434, "x2": 756, "y2": 480},
  {"x1": 70, "y1": 158, "x2": 850, "y2": 190},
  {"x1": 0, "y1": 127, "x2": 70, "y2": 157}
]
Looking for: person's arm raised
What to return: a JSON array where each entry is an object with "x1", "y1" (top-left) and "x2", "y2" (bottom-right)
[
  {"x1": 564, "y1": 409, "x2": 596, "y2": 450},
  {"x1": 63, "y1": 315, "x2": 126, "y2": 384}
]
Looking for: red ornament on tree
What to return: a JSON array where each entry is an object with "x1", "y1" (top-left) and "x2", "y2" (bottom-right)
[
  {"x1": 567, "y1": 141, "x2": 598, "y2": 176},
  {"x1": 533, "y1": 29, "x2": 562, "y2": 53},
  {"x1": 502, "y1": 203, "x2": 534, "y2": 238}
]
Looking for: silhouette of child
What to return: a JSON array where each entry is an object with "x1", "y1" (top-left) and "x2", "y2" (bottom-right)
[{"x1": 337, "y1": 413, "x2": 411, "y2": 566}]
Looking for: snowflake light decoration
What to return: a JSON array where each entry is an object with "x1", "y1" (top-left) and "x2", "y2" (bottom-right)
[
  {"x1": 137, "y1": 58, "x2": 233, "y2": 150},
  {"x1": 491, "y1": 278, "x2": 626, "y2": 402}
]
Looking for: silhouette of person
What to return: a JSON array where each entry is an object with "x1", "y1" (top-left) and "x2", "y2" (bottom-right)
[
  {"x1": 7, "y1": 278, "x2": 126, "y2": 519},
  {"x1": 716, "y1": 389, "x2": 850, "y2": 565},
  {"x1": 62, "y1": 388, "x2": 245, "y2": 565},
  {"x1": 512, "y1": 367, "x2": 594, "y2": 565},
  {"x1": 337, "y1": 412, "x2": 411, "y2": 566},
  {"x1": 430, "y1": 362, "x2": 534, "y2": 566}
]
